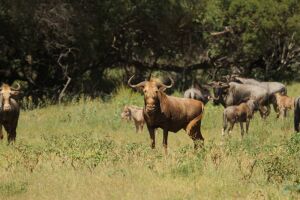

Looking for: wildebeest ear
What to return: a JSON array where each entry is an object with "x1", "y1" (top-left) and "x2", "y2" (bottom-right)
[
  {"x1": 158, "y1": 87, "x2": 167, "y2": 92},
  {"x1": 157, "y1": 76, "x2": 174, "y2": 91}
]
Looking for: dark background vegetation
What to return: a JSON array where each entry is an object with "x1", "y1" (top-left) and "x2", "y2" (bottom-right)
[{"x1": 0, "y1": 0, "x2": 299, "y2": 103}]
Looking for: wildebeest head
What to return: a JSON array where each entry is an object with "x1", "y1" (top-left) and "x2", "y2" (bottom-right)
[
  {"x1": 121, "y1": 106, "x2": 131, "y2": 121},
  {"x1": 128, "y1": 75, "x2": 174, "y2": 113},
  {"x1": 0, "y1": 83, "x2": 20, "y2": 111},
  {"x1": 208, "y1": 81, "x2": 230, "y2": 105}
]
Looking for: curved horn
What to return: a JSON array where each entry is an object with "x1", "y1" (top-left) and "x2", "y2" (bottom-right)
[
  {"x1": 128, "y1": 75, "x2": 146, "y2": 88},
  {"x1": 11, "y1": 83, "x2": 21, "y2": 91},
  {"x1": 158, "y1": 76, "x2": 174, "y2": 89}
]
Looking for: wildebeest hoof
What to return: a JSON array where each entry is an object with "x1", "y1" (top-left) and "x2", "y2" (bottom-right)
[{"x1": 221, "y1": 129, "x2": 225, "y2": 136}]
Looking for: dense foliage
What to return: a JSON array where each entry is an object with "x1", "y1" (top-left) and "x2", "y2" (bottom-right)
[{"x1": 0, "y1": 0, "x2": 299, "y2": 101}]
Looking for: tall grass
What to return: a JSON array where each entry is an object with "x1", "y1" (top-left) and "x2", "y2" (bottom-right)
[{"x1": 0, "y1": 84, "x2": 299, "y2": 199}]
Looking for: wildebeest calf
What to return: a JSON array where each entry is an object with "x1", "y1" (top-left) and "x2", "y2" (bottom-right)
[
  {"x1": 294, "y1": 97, "x2": 300, "y2": 132},
  {"x1": 222, "y1": 100, "x2": 257, "y2": 138},
  {"x1": 121, "y1": 105, "x2": 144, "y2": 133},
  {"x1": 274, "y1": 93, "x2": 295, "y2": 118}
]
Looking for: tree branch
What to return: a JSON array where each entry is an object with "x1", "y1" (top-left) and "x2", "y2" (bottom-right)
[
  {"x1": 210, "y1": 26, "x2": 233, "y2": 36},
  {"x1": 58, "y1": 76, "x2": 71, "y2": 104}
]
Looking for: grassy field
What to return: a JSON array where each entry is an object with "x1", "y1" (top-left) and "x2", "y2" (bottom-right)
[{"x1": 0, "y1": 84, "x2": 299, "y2": 200}]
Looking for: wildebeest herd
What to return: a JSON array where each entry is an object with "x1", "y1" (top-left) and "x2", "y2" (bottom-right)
[
  {"x1": 0, "y1": 75, "x2": 299, "y2": 152},
  {"x1": 121, "y1": 75, "x2": 300, "y2": 153}
]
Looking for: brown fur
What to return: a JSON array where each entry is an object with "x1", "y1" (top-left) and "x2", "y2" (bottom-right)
[
  {"x1": 129, "y1": 78, "x2": 205, "y2": 153},
  {"x1": 222, "y1": 100, "x2": 257, "y2": 138},
  {"x1": 0, "y1": 84, "x2": 20, "y2": 143},
  {"x1": 121, "y1": 105, "x2": 144, "y2": 133},
  {"x1": 274, "y1": 93, "x2": 294, "y2": 118}
]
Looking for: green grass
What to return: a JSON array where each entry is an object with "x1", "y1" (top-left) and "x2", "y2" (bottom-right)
[{"x1": 0, "y1": 84, "x2": 299, "y2": 200}]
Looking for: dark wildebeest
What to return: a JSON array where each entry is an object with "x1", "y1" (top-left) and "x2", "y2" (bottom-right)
[
  {"x1": 222, "y1": 99, "x2": 258, "y2": 138},
  {"x1": 274, "y1": 93, "x2": 295, "y2": 119},
  {"x1": 0, "y1": 83, "x2": 21, "y2": 143},
  {"x1": 294, "y1": 97, "x2": 300, "y2": 132},
  {"x1": 121, "y1": 105, "x2": 144, "y2": 133},
  {"x1": 128, "y1": 75, "x2": 205, "y2": 153},
  {"x1": 209, "y1": 81, "x2": 269, "y2": 118},
  {"x1": 184, "y1": 84, "x2": 211, "y2": 104},
  {"x1": 230, "y1": 76, "x2": 287, "y2": 114}
]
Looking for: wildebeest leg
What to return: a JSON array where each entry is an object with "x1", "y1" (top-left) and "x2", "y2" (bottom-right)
[
  {"x1": 265, "y1": 105, "x2": 271, "y2": 117},
  {"x1": 222, "y1": 127, "x2": 226, "y2": 137},
  {"x1": 273, "y1": 103, "x2": 279, "y2": 115},
  {"x1": 283, "y1": 108, "x2": 288, "y2": 118},
  {"x1": 294, "y1": 108, "x2": 300, "y2": 132},
  {"x1": 134, "y1": 121, "x2": 139, "y2": 133},
  {"x1": 187, "y1": 118, "x2": 204, "y2": 150},
  {"x1": 195, "y1": 125, "x2": 204, "y2": 150},
  {"x1": 140, "y1": 123, "x2": 144, "y2": 133},
  {"x1": 279, "y1": 108, "x2": 285, "y2": 119},
  {"x1": 222, "y1": 113, "x2": 227, "y2": 136},
  {"x1": 246, "y1": 120, "x2": 250, "y2": 134},
  {"x1": 163, "y1": 129, "x2": 168, "y2": 154},
  {"x1": 240, "y1": 122, "x2": 245, "y2": 138},
  {"x1": 148, "y1": 127, "x2": 156, "y2": 149},
  {"x1": 228, "y1": 122, "x2": 235, "y2": 136},
  {"x1": 258, "y1": 106, "x2": 269, "y2": 119},
  {"x1": 3, "y1": 123, "x2": 14, "y2": 144},
  {"x1": 258, "y1": 107, "x2": 264, "y2": 118},
  {"x1": 188, "y1": 123, "x2": 204, "y2": 150},
  {"x1": 0, "y1": 124, "x2": 3, "y2": 140},
  {"x1": 276, "y1": 107, "x2": 281, "y2": 118},
  {"x1": 6, "y1": 117, "x2": 18, "y2": 144}
]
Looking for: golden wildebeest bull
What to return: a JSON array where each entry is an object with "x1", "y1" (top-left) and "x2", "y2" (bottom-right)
[
  {"x1": 0, "y1": 83, "x2": 21, "y2": 143},
  {"x1": 128, "y1": 75, "x2": 205, "y2": 153}
]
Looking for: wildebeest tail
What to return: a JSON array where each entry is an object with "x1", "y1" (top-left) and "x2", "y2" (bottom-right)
[{"x1": 186, "y1": 104, "x2": 204, "y2": 132}]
